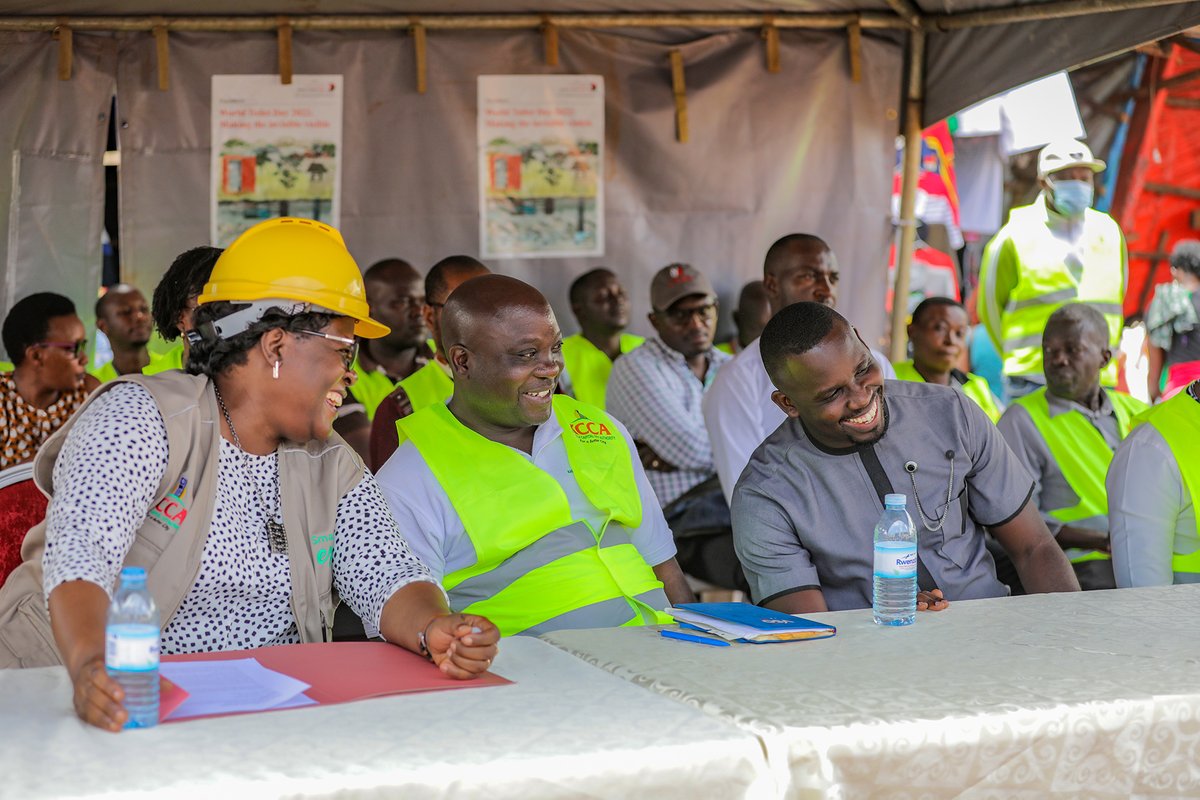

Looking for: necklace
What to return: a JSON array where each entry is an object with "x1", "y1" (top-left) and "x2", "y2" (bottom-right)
[{"x1": 213, "y1": 384, "x2": 288, "y2": 555}]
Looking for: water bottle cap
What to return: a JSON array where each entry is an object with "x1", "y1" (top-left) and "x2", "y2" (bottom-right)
[
  {"x1": 884, "y1": 493, "x2": 906, "y2": 508},
  {"x1": 120, "y1": 566, "x2": 147, "y2": 581}
]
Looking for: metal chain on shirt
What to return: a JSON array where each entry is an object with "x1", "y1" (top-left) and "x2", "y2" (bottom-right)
[
  {"x1": 908, "y1": 457, "x2": 955, "y2": 532},
  {"x1": 213, "y1": 383, "x2": 288, "y2": 555}
]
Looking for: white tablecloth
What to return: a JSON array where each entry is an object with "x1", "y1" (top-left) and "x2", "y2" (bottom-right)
[
  {"x1": 0, "y1": 636, "x2": 772, "y2": 799},
  {"x1": 543, "y1": 585, "x2": 1200, "y2": 799}
]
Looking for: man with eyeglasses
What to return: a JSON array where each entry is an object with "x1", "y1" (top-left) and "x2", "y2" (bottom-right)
[
  {"x1": 1, "y1": 292, "x2": 98, "y2": 469},
  {"x1": 703, "y1": 234, "x2": 896, "y2": 505},
  {"x1": 607, "y1": 264, "x2": 744, "y2": 591}
]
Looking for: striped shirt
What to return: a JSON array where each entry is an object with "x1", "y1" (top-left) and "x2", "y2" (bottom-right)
[{"x1": 606, "y1": 337, "x2": 731, "y2": 507}]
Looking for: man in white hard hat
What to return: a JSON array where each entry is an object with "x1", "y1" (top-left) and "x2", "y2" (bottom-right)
[{"x1": 978, "y1": 139, "x2": 1127, "y2": 398}]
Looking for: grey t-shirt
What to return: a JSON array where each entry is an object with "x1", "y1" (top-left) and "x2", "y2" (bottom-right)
[
  {"x1": 731, "y1": 380, "x2": 1034, "y2": 611},
  {"x1": 996, "y1": 390, "x2": 1122, "y2": 536}
]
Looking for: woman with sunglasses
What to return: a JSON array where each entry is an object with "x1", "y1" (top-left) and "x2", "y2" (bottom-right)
[
  {"x1": 0, "y1": 292, "x2": 99, "y2": 469},
  {"x1": 0, "y1": 219, "x2": 499, "y2": 731}
]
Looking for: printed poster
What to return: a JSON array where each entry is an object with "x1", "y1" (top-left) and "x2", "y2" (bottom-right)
[
  {"x1": 478, "y1": 75, "x2": 604, "y2": 259},
  {"x1": 211, "y1": 75, "x2": 343, "y2": 247}
]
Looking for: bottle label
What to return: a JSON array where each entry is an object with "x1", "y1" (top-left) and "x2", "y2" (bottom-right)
[
  {"x1": 874, "y1": 542, "x2": 918, "y2": 579},
  {"x1": 106, "y1": 624, "x2": 160, "y2": 671}
]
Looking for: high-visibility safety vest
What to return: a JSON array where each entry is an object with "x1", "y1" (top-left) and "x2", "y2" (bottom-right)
[
  {"x1": 148, "y1": 343, "x2": 184, "y2": 373},
  {"x1": 396, "y1": 395, "x2": 672, "y2": 636},
  {"x1": 349, "y1": 358, "x2": 397, "y2": 420},
  {"x1": 561, "y1": 333, "x2": 643, "y2": 410},
  {"x1": 397, "y1": 360, "x2": 453, "y2": 413},
  {"x1": 90, "y1": 348, "x2": 177, "y2": 383},
  {"x1": 980, "y1": 197, "x2": 1126, "y2": 383},
  {"x1": 892, "y1": 360, "x2": 1003, "y2": 423},
  {"x1": 1014, "y1": 387, "x2": 1146, "y2": 563},
  {"x1": 1139, "y1": 387, "x2": 1200, "y2": 578}
]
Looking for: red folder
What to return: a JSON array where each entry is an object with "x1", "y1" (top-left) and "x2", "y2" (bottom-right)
[{"x1": 160, "y1": 641, "x2": 510, "y2": 721}]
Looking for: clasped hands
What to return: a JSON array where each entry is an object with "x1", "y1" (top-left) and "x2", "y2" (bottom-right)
[
  {"x1": 917, "y1": 588, "x2": 949, "y2": 612},
  {"x1": 422, "y1": 613, "x2": 500, "y2": 679}
]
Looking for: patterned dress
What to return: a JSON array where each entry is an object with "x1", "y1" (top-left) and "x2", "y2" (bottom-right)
[{"x1": 0, "y1": 372, "x2": 89, "y2": 470}]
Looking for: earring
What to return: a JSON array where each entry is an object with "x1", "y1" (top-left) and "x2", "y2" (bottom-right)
[{"x1": 272, "y1": 360, "x2": 280, "y2": 380}]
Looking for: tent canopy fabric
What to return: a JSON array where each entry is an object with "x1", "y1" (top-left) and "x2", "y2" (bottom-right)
[
  {"x1": 4, "y1": 1, "x2": 1200, "y2": 125},
  {"x1": 1, "y1": 0, "x2": 1199, "y2": 361}
]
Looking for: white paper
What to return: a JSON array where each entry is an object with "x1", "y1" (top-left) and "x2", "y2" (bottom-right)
[
  {"x1": 211, "y1": 75, "x2": 343, "y2": 246},
  {"x1": 478, "y1": 75, "x2": 605, "y2": 259},
  {"x1": 161, "y1": 658, "x2": 313, "y2": 720}
]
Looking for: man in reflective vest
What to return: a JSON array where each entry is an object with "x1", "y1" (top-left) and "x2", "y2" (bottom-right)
[
  {"x1": 979, "y1": 139, "x2": 1127, "y2": 399},
  {"x1": 347, "y1": 258, "x2": 434, "y2": 420},
  {"x1": 90, "y1": 285, "x2": 174, "y2": 382},
  {"x1": 377, "y1": 274, "x2": 693, "y2": 636},
  {"x1": 893, "y1": 296, "x2": 1003, "y2": 423},
  {"x1": 998, "y1": 304, "x2": 1146, "y2": 590},
  {"x1": 367, "y1": 255, "x2": 490, "y2": 470},
  {"x1": 1108, "y1": 379, "x2": 1200, "y2": 587},
  {"x1": 559, "y1": 268, "x2": 643, "y2": 409}
]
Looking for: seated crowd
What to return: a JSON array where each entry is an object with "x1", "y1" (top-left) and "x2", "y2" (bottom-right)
[{"x1": 0, "y1": 215, "x2": 1195, "y2": 734}]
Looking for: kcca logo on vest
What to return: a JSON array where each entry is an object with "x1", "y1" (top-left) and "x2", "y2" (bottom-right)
[
  {"x1": 148, "y1": 476, "x2": 190, "y2": 531},
  {"x1": 570, "y1": 410, "x2": 616, "y2": 442}
]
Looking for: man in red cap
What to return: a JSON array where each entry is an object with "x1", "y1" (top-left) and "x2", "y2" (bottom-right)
[{"x1": 607, "y1": 264, "x2": 743, "y2": 591}]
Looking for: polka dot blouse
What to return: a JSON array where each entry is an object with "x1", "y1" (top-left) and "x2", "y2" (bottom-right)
[{"x1": 41, "y1": 382, "x2": 437, "y2": 653}]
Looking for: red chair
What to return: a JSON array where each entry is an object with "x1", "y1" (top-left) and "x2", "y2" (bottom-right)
[{"x1": 0, "y1": 463, "x2": 46, "y2": 588}]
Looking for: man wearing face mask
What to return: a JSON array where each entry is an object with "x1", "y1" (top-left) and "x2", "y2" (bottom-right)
[{"x1": 978, "y1": 139, "x2": 1127, "y2": 399}]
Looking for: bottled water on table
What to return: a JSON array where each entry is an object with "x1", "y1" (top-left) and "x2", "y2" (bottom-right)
[
  {"x1": 873, "y1": 493, "x2": 917, "y2": 626},
  {"x1": 106, "y1": 566, "x2": 160, "y2": 728}
]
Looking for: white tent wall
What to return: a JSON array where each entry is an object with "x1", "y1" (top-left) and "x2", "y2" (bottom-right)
[
  {"x1": 0, "y1": 32, "x2": 113, "y2": 356},
  {"x1": 4, "y1": 3, "x2": 1199, "y2": 360},
  {"x1": 110, "y1": 26, "x2": 900, "y2": 349}
]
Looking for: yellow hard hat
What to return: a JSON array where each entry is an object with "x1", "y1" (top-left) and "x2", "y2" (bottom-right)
[{"x1": 199, "y1": 217, "x2": 389, "y2": 339}]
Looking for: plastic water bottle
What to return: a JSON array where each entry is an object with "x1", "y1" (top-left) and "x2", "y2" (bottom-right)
[
  {"x1": 873, "y1": 493, "x2": 918, "y2": 626},
  {"x1": 105, "y1": 566, "x2": 160, "y2": 729}
]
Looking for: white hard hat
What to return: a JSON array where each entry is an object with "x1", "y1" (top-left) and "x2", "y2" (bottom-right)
[{"x1": 1038, "y1": 139, "x2": 1106, "y2": 178}]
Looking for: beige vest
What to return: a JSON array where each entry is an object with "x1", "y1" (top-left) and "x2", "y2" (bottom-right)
[{"x1": 0, "y1": 372, "x2": 363, "y2": 667}]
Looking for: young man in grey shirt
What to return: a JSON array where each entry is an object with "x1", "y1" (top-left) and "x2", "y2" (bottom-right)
[{"x1": 731, "y1": 302, "x2": 1080, "y2": 613}]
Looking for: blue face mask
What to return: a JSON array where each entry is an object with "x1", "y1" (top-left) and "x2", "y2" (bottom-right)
[{"x1": 1049, "y1": 179, "x2": 1093, "y2": 217}]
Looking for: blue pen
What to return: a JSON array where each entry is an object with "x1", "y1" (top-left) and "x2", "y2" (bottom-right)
[{"x1": 659, "y1": 629, "x2": 731, "y2": 647}]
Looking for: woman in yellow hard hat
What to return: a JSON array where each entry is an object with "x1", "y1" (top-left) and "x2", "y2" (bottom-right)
[{"x1": 0, "y1": 218, "x2": 499, "y2": 731}]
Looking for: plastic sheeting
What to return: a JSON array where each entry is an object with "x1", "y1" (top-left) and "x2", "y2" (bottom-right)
[
  {"x1": 0, "y1": 33, "x2": 113, "y2": 355},
  {"x1": 0, "y1": 26, "x2": 900, "y2": 360}
]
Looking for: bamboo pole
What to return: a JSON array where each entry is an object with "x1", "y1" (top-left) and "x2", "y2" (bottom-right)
[
  {"x1": 542, "y1": 18, "x2": 559, "y2": 66},
  {"x1": 670, "y1": 49, "x2": 688, "y2": 143},
  {"x1": 152, "y1": 20, "x2": 169, "y2": 90},
  {"x1": 412, "y1": 22, "x2": 427, "y2": 94},
  {"x1": 762, "y1": 18, "x2": 781, "y2": 73},
  {"x1": 882, "y1": 0, "x2": 923, "y2": 28},
  {"x1": 54, "y1": 18, "x2": 72, "y2": 80},
  {"x1": 0, "y1": 3, "x2": 1187, "y2": 34},
  {"x1": 0, "y1": 12, "x2": 908, "y2": 33},
  {"x1": 847, "y1": 20, "x2": 863, "y2": 83},
  {"x1": 889, "y1": 28, "x2": 925, "y2": 364},
  {"x1": 277, "y1": 16, "x2": 293, "y2": 84}
]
